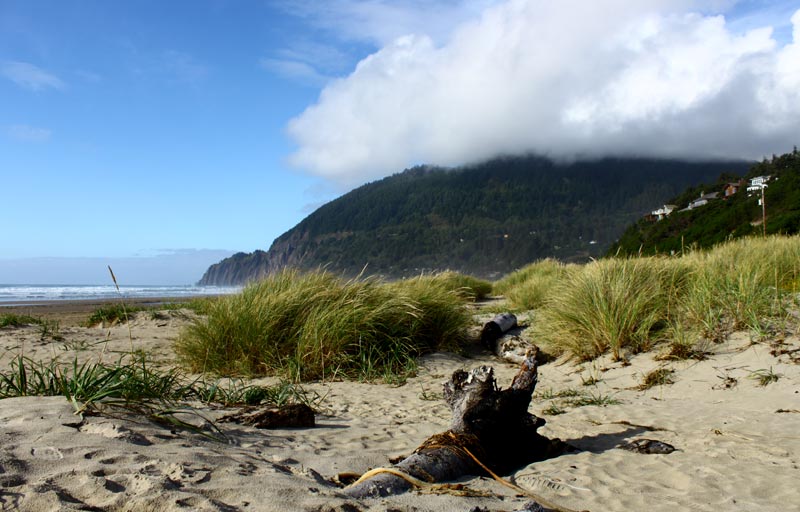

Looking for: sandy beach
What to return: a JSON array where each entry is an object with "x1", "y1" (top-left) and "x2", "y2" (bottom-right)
[{"x1": 1, "y1": 301, "x2": 798, "y2": 512}]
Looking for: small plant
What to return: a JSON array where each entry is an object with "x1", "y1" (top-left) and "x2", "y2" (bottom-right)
[
  {"x1": 418, "y1": 384, "x2": 443, "y2": 401},
  {"x1": 85, "y1": 304, "x2": 143, "y2": 326},
  {"x1": 749, "y1": 367, "x2": 782, "y2": 387},
  {"x1": 61, "y1": 338, "x2": 93, "y2": 352},
  {"x1": 565, "y1": 392, "x2": 621, "y2": 407},
  {"x1": 541, "y1": 404, "x2": 566, "y2": 415},
  {"x1": 580, "y1": 362, "x2": 603, "y2": 386},
  {"x1": 659, "y1": 340, "x2": 709, "y2": 361},
  {"x1": 535, "y1": 387, "x2": 581, "y2": 400},
  {"x1": 531, "y1": 258, "x2": 676, "y2": 361},
  {"x1": 747, "y1": 313, "x2": 775, "y2": 343},
  {"x1": 638, "y1": 367, "x2": 675, "y2": 390},
  {"x1": 0, "y1": 314, "x2": 42, "y2": 328},
  {"x1": 38, "y1": 319, "x2": 64, "y2": 342}
]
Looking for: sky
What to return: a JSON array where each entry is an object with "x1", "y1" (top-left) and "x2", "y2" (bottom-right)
[{"x1": 1, "y1": 0, "x2": 798, "y2": 284}]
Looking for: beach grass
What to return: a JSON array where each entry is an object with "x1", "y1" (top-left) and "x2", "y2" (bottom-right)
[
  {"x1": 426, "y1": 270, "x2": 493, "y2": 301},
  {"x1": 530, "y1": 257, "x2": 679, "y2": 360},
  {"x1": 0, "y1": 314, "x2": 43, "y2": 328},
  {"x1": 493, "y1": 258, "x2": 575, "y2": 310},
  {"x1": 85, "y1": 304, "x2": 145, "y2": 326},
  {"x1": 499, "y1": 235, "x2": 800, "y2": 362},
  {"x1": 0, "y1": 353, "x2": 316, "y2": 426},
  {"x1": 175, "y1": 269, "x2": 473, "y2": 382}
]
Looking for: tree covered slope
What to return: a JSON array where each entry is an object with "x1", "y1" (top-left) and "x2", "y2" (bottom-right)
[
  {"x1": 610, "y1": 149, "x2": 800, "y2": 256},
  {"x1": 200, "y1": 155, "x2": 750, "y2": 285}
]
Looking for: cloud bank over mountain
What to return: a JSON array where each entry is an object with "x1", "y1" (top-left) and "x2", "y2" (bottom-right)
[{"x1": 287, "y1": 0, "x2": 800, "y2": 186}]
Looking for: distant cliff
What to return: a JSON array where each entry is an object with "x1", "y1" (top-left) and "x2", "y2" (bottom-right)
[
  {"x1": 199, "y1": 155, "x2": 750, "y2": 285},
  {"x1": 198, "y1": 251, "x2": 271, "y2": 286}
]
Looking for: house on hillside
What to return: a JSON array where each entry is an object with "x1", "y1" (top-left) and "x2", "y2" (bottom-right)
[
  {"x1": 646, "y1": 204, "x2": 677, "y2": 221},
  {"x1": 747, "y1": 175, "x2": 771, "y2": 195},
  {"x1": 687, "y1": 191, "x2": 719, "y2": 210},
  {"x1": 724, "y1": 181, "x2": 743, "y2": 197}
]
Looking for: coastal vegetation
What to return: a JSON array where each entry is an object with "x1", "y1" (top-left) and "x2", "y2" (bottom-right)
[
  {"x1": 501, "y1": 235, "x2": 800, "y2": 361},
  {"x1": 177, "y1": 269, "x2": 476, "y2": 382},
  {"x1": 83, "y1": 299, "x2": 214, "y2": 326},
  {"x1": 0, "y1": 353, "x2": 316, "y2": 434}
]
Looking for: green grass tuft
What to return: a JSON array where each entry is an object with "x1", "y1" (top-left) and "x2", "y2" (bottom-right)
[
  {"x1": 748, "y1": 367, "x2": 782, "y2": 387},
  {"x1": 175, "y1": 269, "x2": 472, "y2": 382},
  {"x1": 0, "y1": 354, "x2": 317, "y2": 432},
  {"x1": 638, "y1": 368, "x2": 675, "y2": 390},
  {"x1": 531, "y1": 257, "x2": 681, "y2": 360},
  {"x1": 0, "y1": 314, "x2": 42, "y2": 328},
  {"x1": 85, "y1": 304, "x2": 144, "y2": 326}
]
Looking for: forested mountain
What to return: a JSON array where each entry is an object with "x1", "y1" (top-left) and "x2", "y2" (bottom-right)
[
  {"x1": 199, "y1": 155, "x2": 749, "y2": 285},
  {"x1": 610, "y1": 149, "x2": 800, "y2": 256}
]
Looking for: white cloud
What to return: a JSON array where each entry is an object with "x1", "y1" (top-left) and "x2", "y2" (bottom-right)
[
  {"x1": 1, "y1": 61, "x2": 64, "y2": 91},
  {"x1": 286, "y1": 0, "x2": 800, "y2": 187},
  {"x1": 6, "y1": 124, "x2": 51, "y2": 142}
]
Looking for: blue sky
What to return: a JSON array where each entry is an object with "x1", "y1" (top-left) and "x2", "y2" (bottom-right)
[{"x1": 1, "y1": 0, "x2": 798, "y2": 284}]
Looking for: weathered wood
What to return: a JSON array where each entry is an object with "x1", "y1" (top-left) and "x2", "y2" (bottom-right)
[
  {"x1": 480, "y1": 313, "x2": 518, "y2": 350},
  {"x1": 218, "y1": 403, "x2": 315, "y2": 428},
  {"x1": 345, "y1": 348, "x2": 566, "y2": 500}
]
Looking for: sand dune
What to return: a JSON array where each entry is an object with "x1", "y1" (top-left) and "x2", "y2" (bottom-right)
[{"x1": 1, "y1": 308, "x2": 798, "y2": 511}]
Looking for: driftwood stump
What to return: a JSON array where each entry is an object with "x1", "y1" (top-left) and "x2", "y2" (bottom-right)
[
  {"x1": 480, "y1": 313, "x2": 518, "y2": 351},
  {"x1": 345, "y1": 348, "x2": 564, "y2": 499}
]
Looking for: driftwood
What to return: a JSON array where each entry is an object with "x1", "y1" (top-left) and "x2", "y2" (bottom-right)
[
  {"x1": 480, "y1": 313, "x2": 518, "y2": 351},
  {"x1": 345, "y1": 348, "x2": 571, "y2": 509},
  {"x1": 218, "y1": 403, "x2": 315, "y2": 428},
  {"x1": 481, "y1": 313, "x2": 539, "y2": 365}
]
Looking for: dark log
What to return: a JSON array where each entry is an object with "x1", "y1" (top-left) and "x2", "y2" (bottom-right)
[
  {"x1": 480, "y1": 313, "x2": 518, "y2": 351},
  {"x1": 345, "y1": 348, "x2": 567, "y2": 502},
  {"x1": 218, "y1": 403, "x2": 315, "y2": 428}
]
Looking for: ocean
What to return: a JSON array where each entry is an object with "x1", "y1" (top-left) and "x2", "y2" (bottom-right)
[{"x1": 0, "y1": 284, "x2": 241, "y2": 305}]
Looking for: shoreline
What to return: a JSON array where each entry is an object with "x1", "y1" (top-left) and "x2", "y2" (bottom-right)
[{"x1": 0, "y1": 296, "x2": 200, "y2": 326}]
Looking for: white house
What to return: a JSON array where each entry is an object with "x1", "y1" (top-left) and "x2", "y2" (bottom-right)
[
  {"x1": 649, "y1": 204, "x2": 677, "y2": 221},
  {"x1": 747, "y1": 175, "x2": 771, "y2": 194},
  {"x1": 688, "y1": 192, "x2": 719, "y2": 210}
]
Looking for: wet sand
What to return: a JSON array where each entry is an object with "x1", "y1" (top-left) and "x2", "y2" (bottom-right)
[{"x1": 0, "y1": 297, "x2": 200, "y2": 326}]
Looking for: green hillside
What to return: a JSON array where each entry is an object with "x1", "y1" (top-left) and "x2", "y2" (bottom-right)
[
  {"x1": 610, "y1": 149, "x2": 800, "y2": 256},
  {"x1": 199, "y1": 156, "x2": 749, "y2": 285}
]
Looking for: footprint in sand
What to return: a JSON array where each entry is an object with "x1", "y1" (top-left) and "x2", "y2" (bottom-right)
[
  {"x1": 30, "y1": 447, "x2": 63, "y2": 460},
  {"x1": 79, "y1": 422, "x2": 152, "y2": 446}
]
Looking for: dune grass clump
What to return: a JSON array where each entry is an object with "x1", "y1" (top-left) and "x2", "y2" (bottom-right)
[
  {"x1": 176, "y1": 269, "x2": 472, "y2": 382},
  {"x1": 85, "y1": 304, "x2": 144, "y2": 326},
  {"x1": 531, "y1": 257, "x2": 683, "y2": 360},
  {"x1": 0, "y1": 314, "x2": 42, "y2": 328},
  {"x1": 494, "y1": 259, "x2": 574, "y2": 310},
  {"x1": 427, "y1": 271, "x2": 493, "y2": 301},
  {"x1": 679, "y1": 236, "x2": 799, "y2": 338}
]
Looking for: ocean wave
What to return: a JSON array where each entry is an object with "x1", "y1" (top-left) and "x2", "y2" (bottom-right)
[{"x1": 0, "y1": 285, "x2": 241, "y2": 303}]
